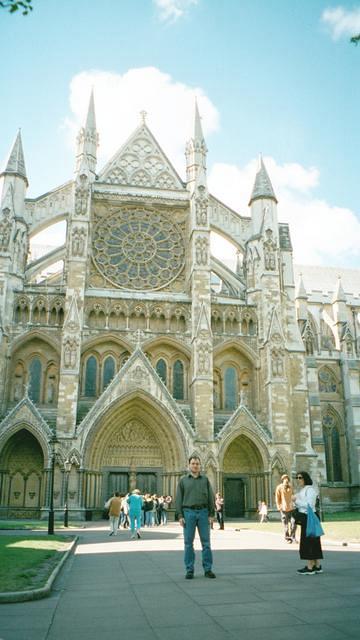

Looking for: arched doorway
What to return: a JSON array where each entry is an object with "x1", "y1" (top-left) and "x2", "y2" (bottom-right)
[
  {"x1": 222, "y1": 434, "x2": 266, "y2": 517},
  {"x1": 0, "y1": 429, "x2": 44, "y2": 519},
  {"x1": 82, "y1": 394, "x2": 187, "y2": 512}
]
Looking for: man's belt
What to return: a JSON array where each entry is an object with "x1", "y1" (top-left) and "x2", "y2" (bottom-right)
[{"x1": 183, "y1": 505, "x2": 207, "y2": 510}]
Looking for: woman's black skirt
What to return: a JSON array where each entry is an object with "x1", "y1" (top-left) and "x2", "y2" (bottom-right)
[{"x1": 299, "y1": 515, "x2": 323, "y2": 560}]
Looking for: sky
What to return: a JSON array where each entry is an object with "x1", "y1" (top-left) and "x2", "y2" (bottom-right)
[{"x1": 0, "y1": 0, "x2": 360, "y2": 271}]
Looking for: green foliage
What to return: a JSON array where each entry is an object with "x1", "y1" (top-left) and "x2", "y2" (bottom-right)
[
  {"x1": 350, "y1": 34, "x2": 360, "y2": 46},
  {"x1": 0, "y1": 0, "x2": 33, "y2": 15}
]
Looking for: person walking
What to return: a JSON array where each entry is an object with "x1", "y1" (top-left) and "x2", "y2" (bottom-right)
[
  {"x1": 175, "y1": 455, "x2": 216, "y2": 580},
  {"x1": 275, "y1": 474, "x2": 297, "y2": 543},
  {"x1": 294, "y1": 471, "x2": 323, "y2": 575},
  {"x1": 106, "y1": 491, "x2": 122, "y2": 536},
  {"x1": 259, "y1": 501, "x2": 268, "y2": 523},
  {"x1": 127, "y1": 489, "x2": 143, "y2": 539},
  {"x1": 215, "y1": 492, "x2": 225, "y2": 530}
]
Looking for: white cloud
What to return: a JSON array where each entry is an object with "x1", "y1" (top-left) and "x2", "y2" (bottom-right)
[
  {"x1": 153, "y1": 0, "x2": 198, "y2": 23},
  {"x1": 64, "y1": 66, "x2": 219, "y2": 178},
  {"x1": 63, "y1": 66, "x2": 360, "y2": 268},
  {"x1": 208, "y1": 158, "x2": 360, "y2": 267},
  {"x1": 321, "y1": 6, "x2": 360, "y2": 40}
]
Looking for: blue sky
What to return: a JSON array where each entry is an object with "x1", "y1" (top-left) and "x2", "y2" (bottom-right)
[{"x1": 0, "y1": 0, "x2": 360, "y2": 269}]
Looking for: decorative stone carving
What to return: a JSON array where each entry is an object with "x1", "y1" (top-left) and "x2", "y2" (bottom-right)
[
  {"x1": 129, "y1": 363, "x2": 150, "y2": 387},
  {"x1": 75, "y1": 174, "x2": 90, "y2": 215},
  {"x1": 71, "y1": 226, "x2": 86, "y2": 256},
  {"x1": 92, "y1": 207, "x2": 185, "y2": 290},
  {"x1": 100, "y1": 127, "x2": 183, "y2": 190},
  {"x1": 195, "y1": 236, "x2": 208, "y2": 266},
  {"x1": 0, "y1": 209, "x2": 12, "y2": 249},
  {"x1": 263, "y1": 228, "x2": 277, "y2": 271},
  {"x1": 197, "y1": 340, "x2": 211, "y2": 375},
  {"x1": 63, "y1": 338, "x2": 78, "y2": 369},
  {"x1": 271, "y1": 348, "x2": 284, "y2": 377},
  {"x1": 195, "y1": 185, "x2": 208, "y2": 226},
  {"x1": 102, "y1": 420, "x2": 162, "y2": 467}
]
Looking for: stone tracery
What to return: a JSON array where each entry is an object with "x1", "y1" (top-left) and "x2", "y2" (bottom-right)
[{"x1": 92, "y1": 208, "x2": 185, "y2": 290}]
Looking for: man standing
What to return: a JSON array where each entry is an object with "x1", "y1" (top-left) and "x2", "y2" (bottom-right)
[
  {"x1": 107, "y1": 491, "x2": 122, "y2": 536},
  {"x1": 275, "y1": 474, "x2": 296, "y2": 543},
  {"x1": 175, "y1": 455, "x2": 216, "y2": 579}
]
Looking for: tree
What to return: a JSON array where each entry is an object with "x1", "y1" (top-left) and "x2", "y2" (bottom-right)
[
  {"x1": 0, "y1": 1, "x2": 33, "y2": 15},
  {"x1": 350, "y1": 34, "x2": 360, "y2": 46}
]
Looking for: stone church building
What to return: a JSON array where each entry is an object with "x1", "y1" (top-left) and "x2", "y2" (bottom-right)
[{"x1": 0, "y1": 94, "x2": 359, "y2": 520}]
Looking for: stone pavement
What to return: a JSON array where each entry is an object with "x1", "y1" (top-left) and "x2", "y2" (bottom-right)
[{"x1": 1, "y1": 522, "x2": 360, "y2": 640}]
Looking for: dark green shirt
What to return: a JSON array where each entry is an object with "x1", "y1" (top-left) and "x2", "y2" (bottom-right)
[{"x1": 175, "y1": 473, "x2": 215, "y2": 518}]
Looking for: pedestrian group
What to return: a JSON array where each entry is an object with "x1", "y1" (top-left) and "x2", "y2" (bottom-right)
[{"x1": 105, "y1": 456, "x2": 324, "y2": 579}]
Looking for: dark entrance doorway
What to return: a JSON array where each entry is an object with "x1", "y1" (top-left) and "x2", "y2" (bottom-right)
[
  {"x1": 224, "y1": 477, "x2": 245, "y2": 517},
  {"x1": 136, "y1": 472, "x2": 157, "y2": 494},
  {"x1": 108, "y1": 472, "x2": 129, "y2": 495}
]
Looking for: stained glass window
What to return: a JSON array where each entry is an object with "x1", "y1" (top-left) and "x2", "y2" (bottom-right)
[
  {"x1": 156, "y1": 359, "x2": 167, "y2": 385},
  {"x1": 103, "y1": 356, "x2": 115, "y2": 390},
  {"x1": 173, "y1": 360, "x2": 184, "y2": 400},
  {"x1": 85, "y1": 356, "x2": 97, "y2": 397},
  {"x1": 224, "y1": 366, "x2": 237, "y2": 410},
  {"x1": 29, "y1": 358, "x2": 41, "y2": 403}
]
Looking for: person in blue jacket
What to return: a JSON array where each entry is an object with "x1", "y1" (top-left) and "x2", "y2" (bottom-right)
[{"x1": 127, "y1": 489, "x2": 143, "y2": 539}]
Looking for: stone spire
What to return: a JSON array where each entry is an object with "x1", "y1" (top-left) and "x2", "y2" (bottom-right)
[
  {"x1": 185, "y1": 98, "x2": 208, "y2": 189},
  {"x1": 295, "y1": 274, "x2": 308, "y2": 322},
  {"x1": 332, "y1": 276, "x2": 346, "y2": 304},
  {"x1": 75, "y1": 89, "x2": 98, "y2": 178},
  {"x1": 332, "y1": 276, "x2": 347, "y2": 325},
  {"x1": 248, "y1": 157, "x2": 277, "y2": 206},
  {"x1": 295, "y1": 273, "x2": 308, "y2": 300},
  {"x1": 1, "y1": 130, "x2": 28, "y2": 186}
]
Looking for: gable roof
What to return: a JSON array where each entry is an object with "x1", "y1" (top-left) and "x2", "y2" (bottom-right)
[{"x1": 97, "y1": 122, "x2": 186, "y2": 191}]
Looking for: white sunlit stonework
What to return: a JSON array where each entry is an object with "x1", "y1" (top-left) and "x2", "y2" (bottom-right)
[{"x1": 0, "y1": 95, "x2": 359, "y2": 522}]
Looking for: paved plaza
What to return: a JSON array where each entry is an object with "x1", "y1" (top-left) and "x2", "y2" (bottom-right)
[{"x1": 0, "y1": 522, "x2": 360, "y2": 640}]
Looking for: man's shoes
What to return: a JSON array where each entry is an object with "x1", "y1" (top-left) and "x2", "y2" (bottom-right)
[
  {"x1": 185, "y1": 571, "x2": 194, "y2": 579},
  {"x1": 204, "y1": 570, "x2": 216, "y2": 579},
  {"x1": 297, "y1": 566, "x2": 316, "y2": 575},
  {"x1": 130, "y1": 534, "x2": 136, "y2": 539},
  {"x1": 286, "y1": 538, "x2": 292, "y2": 543},
  {"x1": 109, "y1": 532, "x2": 114, "y2": 536},
  {"x1": 136, "y1": 531, "x2": 141, "y2": 539},
  {"x1": 314, "y1": 565, "x2": 323, "y2": 573}
]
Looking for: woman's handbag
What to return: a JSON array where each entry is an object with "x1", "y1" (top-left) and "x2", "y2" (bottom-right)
[
  {"x1": 292, "y1": 508, "x2": 306, "y2": 526},
  {"x1": 306, "y1": 504, "x2": 324, "y2": 537}
]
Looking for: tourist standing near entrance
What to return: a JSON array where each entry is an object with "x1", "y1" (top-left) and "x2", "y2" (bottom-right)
[
  {"x1": 275, "y1": 474, "x2": 297, "y2": 543},
  {"x1": 127, "y1": 489, "x2": 143, "y2": 539},
  {"x1": 294, "y1": 471, "x2": 324, "y2": 575},
  {"x1": 107, "y1": 492, "x2": 122, "y2": 536},
  {"x1": 175, "y1": 455, "x2": 216, "y2": 579}
]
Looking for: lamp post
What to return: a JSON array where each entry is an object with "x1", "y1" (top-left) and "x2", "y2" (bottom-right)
[
  {"x1": 48, "y1": 435, "x2": 58, "y2": 535},
  {"x1": 64, "y1": 460, "x2": 72, "y2": 528}
]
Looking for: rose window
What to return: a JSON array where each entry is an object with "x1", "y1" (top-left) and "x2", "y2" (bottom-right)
[{"x1": 92, "y1": 208, "x2": 185, "y2": 290}]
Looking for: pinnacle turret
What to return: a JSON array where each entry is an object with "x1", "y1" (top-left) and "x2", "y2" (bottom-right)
[
  {"x1": 186, "y1": 99, "x2": 207, "y2": 188},
  {"x1": 248, "y1": 157, "x2": 277, "y2": 206},
  {"x1": 332, "y1": 276, "x2": 346, "y2": 304},
  {"x1": 1, "y1": 131, "x2": 28, "y2": 186},
  {"x1": 295, "y1": 274, "x2": 308, "y2": 300},
  {"x1": 75, "y1": 90, "x2": 99, "y2": 178}
]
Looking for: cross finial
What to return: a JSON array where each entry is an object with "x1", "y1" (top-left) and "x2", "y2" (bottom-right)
[{"x1": 140, "y1": 110, "x2": 147, "y2": 125}]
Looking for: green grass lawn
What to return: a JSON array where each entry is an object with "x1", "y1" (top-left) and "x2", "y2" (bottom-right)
[
  {"x1": 0, "y1": 535, "x2": 75, "y2": 593},
  {"x1": 237, "y1": 512, "x2": 360, "y2": 543},
  {"x1": 0, "y1": 520, "x2": 84, "y2": 530}
]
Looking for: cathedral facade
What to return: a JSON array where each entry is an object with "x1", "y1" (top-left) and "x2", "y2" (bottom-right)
[{"x1": 0, "y1": 95, "x2": 359, "y2": 520}]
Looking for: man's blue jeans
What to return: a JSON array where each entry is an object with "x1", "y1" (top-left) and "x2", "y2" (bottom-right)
[{"x1": 183, "y1": 508, "x2": 213, "y2": 572}]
